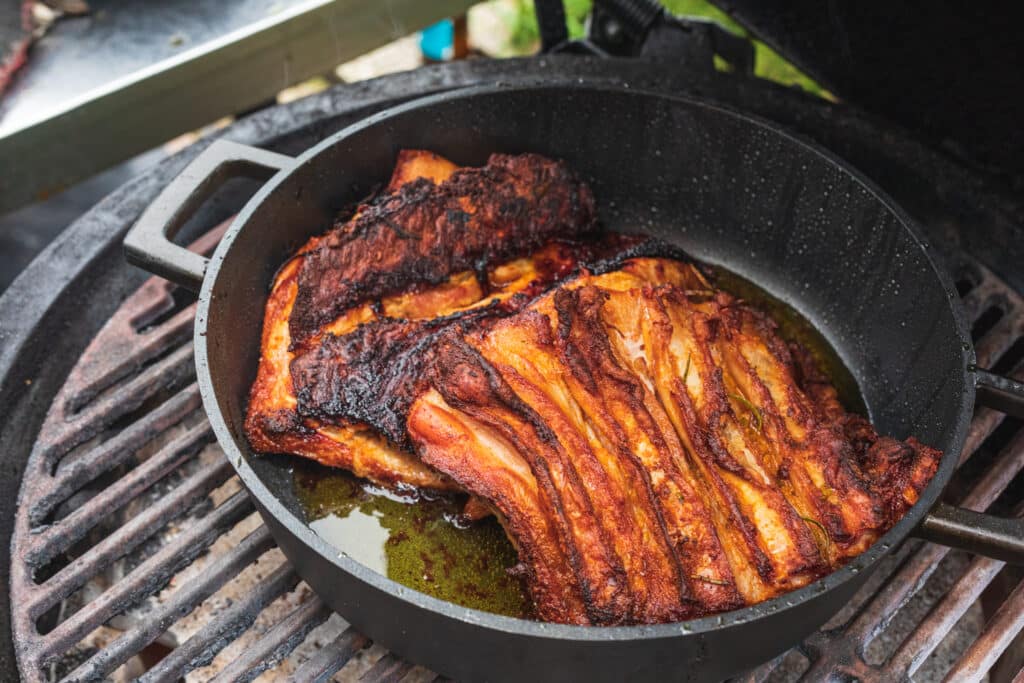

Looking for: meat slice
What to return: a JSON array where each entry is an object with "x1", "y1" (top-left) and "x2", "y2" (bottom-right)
[
  {"x1": 247, "y1": 151, "x2": 629, "y2": 490},
  {"x1": 406, "y1": 266, "x2": 941, "y2": 625},
  {"x1": 289, "y1": 152, "x2": 598, "y2": 345},
  {"x1": 244, "y1": 252, "x2": 455, "y2": 489},
  {"x1": 246, "y1": 151, "x2": 468, "y2": 490},
  {"x1": 245, "y1": 233, "x2": 627, "y2": 490}
]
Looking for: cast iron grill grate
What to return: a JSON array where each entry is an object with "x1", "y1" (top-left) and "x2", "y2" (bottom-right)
[{"x1": 9, "y1": 226, "x2": 1024, "y2": 682}]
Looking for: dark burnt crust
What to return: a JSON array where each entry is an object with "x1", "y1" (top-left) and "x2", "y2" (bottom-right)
[
  {"x1": 291, "y1": 306, "x2": 504, "y2": 447},
  {"x1": 288, "y1": 233, "x2": 650, "y2": 448},
  {"x1": 288, "y1": 153, "x2": 598, "y2": 346}
]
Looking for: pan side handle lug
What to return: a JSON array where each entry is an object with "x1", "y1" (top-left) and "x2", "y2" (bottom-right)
[
  {"x1": 917, "y1": 502, "x2": 1024, "y2": 565},
  {"x1": 914, "y1": 368, "x2": 1024, "y2": 564},
  {"x1": 124, "y1": 139, "x2": 294, "y2": 292},
  {"x1": 975, "y1": 368, "x2": 1024, "y2": 419}
]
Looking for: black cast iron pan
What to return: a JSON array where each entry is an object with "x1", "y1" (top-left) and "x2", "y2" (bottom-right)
[{"x1": 123, "y1": 82, "x2": 1024, "y2": 681}]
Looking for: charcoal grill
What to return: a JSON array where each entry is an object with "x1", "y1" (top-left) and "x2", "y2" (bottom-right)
[{"x1": 2, "y1": 50, "x2": 1024, "y2": 681}]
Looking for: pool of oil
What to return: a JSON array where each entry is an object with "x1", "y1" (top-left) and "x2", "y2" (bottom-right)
[
  {"x1": 294, "y1": 464, "x2": 531, "y2": 618},
  {"x1": 293, "y1": 260, "x2": 865, "y2": 621}
]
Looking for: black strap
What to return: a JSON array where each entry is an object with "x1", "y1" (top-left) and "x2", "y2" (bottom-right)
[{"x1": 534, "y1": 0, "x2": 569, "y2": 52}]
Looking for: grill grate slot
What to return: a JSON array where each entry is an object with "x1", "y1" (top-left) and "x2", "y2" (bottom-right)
[
  {"x1": 973, "y1": 302, "x2": 1008, "y2": 344},
  {"x1": 289, "y1": 628, "x2": 370, "y2": 683},
  {"x1": 360, "y1": 653, "x2": 417, "y2": 683},
  {"x1": 960, "y1": 278, "x2": 1005, "y2": 321},
  {"x1": 40, "y1": 491, "x2": 255, "y2": 664},
  {"x1": 881, "y1": 502, "x2": 1024, "y2": 678},
  {"x1": 28, "y1": 422, "x2": 213, "y2": 568},
  {"x1": 9, "y1": 237, "x2": 1024, "y2": 682},
  {"x1": 29, "y1": 386, "x2": 203, "y2": 527},
  {"x1": 945, "y1": 579, "x2": 1024, "y2": 681},
  {"x1": 43, "y1": 343, "x2": 196, "y2": 473},
  {"x1": 131, "y1": 294, "x2": 196, "y2": 338},
  {"x1": 994, "y1": 338, "x2": 1024, "y2": 377},
  {"x1": 28, "y1": 457, "x2": 232, "y2": 621},
  {"x1": 66, "y1": 314, "x2": 195, "y2": 416},
  {"x1": 60, "y1": 526, "x2": 276, "y2": 682},
  {"x1": 204, "y1": 590, "x2": 332, "y2": 683},
  {"x1": 139, "y1": 562, "x2": 303, "y2": 683}
]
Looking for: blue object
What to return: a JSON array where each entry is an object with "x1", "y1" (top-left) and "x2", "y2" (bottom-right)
[{"x1": 420, "y1": 19, "x2": 454, "y2": 61}]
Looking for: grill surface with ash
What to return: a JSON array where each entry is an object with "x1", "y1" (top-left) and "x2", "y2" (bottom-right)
[
  {"x1": 10, "y1": 235, "x2": 1024, "y2": 681},
  {"x1": 3, "y1": 57, "x2": 1024, "y2": 682}
]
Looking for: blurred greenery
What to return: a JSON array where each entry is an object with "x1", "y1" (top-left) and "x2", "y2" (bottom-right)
[{"x1": 495, "y1": 0, "x2": 833, "y2": 100}]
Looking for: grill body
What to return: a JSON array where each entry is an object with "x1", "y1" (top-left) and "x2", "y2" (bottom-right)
[{"x1": 3, "y1": 58, "x2": 1023, "y2": 682}]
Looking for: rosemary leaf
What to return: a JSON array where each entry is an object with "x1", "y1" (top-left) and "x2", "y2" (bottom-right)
[
  {"x1": 800, "y1": 515, "x2": 832, "y2": 556},
  {"x1": 691, "y1": 574, "x2": 730, "y2": 586},
  {"x1": 728, "y1": 392, "x2": 763, "y2": 432}
]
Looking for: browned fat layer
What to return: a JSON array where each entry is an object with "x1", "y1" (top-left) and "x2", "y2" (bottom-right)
[
  {"x1": 737, "y1": 311, "x2": 889, "y2": 551},
  {"x1": 406, "y1": 272, "x2": 943, "y2": 624},
  {"x1": 480, "y1": 381, "x2": 633, "y2": 620},
  {"x1": 490, "y1": 305, "x2": 684, "y2": 622},
  {"x1": 609, "y1": 288, "x2": 745, "y2": 612},
  {"x1": 713, "y1": 307, "x2": 847, "y2": 545},
  {"x1": 623, "y1": 290, "x2": 800, "y2": 600},
  {"x1": 675, "y1": 379, "x2": 780, "y2": 590},
  {"x1": 429, "y1": 333, "x2": 629, "y2": 624},
  {"x1": 289, "y1": 153, "x2": 598, "y2": 345},
  {"x1": 706, "y1": 310, "x2": 832, "y2": 579},
  {"x1": 408, "y1": 389, "x2": 590, "y2": 624},
  {"x1": 552, "y1": 286, "x2": 696, "y2": 620}
]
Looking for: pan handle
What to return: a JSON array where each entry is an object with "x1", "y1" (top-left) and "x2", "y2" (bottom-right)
[
  {"x1": 918, "y1": 503, "x2": 1024, "y2": 564},
  {"x1": 975, "y1": 368, "x2": 1024, "y2": 418},
  {"x1": 914, "y1": 367, "x2": 1024, "y2": 564},
  {"x1": 124, "y1": 139, "x2": 294, "y2": 292}
]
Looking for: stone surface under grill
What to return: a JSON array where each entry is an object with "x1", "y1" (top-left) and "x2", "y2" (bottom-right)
[{"x1": 3, "y1": 58, "x2": 1024, "y2": 682}]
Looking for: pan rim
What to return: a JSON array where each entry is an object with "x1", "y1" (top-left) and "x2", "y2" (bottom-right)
[{"x1": 194, "y1": 79, "x2": 974, "y2": 642}]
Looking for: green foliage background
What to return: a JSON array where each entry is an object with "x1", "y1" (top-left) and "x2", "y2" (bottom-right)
[{"x1": 496, "y1": 0, "x2": 832, "y2": 99}]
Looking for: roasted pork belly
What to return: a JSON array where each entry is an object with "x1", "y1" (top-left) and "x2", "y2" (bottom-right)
[
  {"x1": 289, "y1": 151, "x2": 598, "y2": 346},
  {"x1": 407, "y1": 266, "x2": 940, "y2": 624},
  {"x1": 246, "y1": 151, "x2": 620, "y2": 490},
  {"x1": 246, "y1": 150, "x2": 941, "y2": 625}
]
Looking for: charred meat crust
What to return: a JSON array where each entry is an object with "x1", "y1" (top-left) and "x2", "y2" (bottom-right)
[
  {"x1": 288, "y1": 153, "x2": 598, "y2": 346},
  {"x1": 292, "y1": 306, "x2": 505, "y2": 447},
  {"x1": 246, "y1": 151, "x2": 633, "y2": 494},
  {"x1": 289, "y1": 234, "x2": 650, "y2": 447}
]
